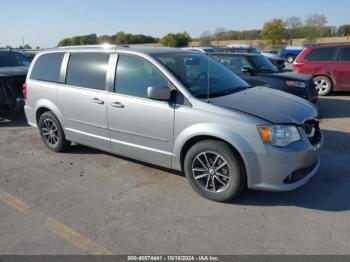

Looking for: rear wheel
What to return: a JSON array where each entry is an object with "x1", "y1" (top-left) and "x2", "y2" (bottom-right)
[
  {"x1": 38, "y1": 111, "x2": 70, "y2": 152},
  {"x1": 184, "y1": 140, "x2": 245, "y2": 202},
  {"x1": 313, "y1": 76, "x2": 333, "y2": 96}
]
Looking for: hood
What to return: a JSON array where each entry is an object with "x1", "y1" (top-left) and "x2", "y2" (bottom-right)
[
  {"x1": 209, "y1": 87, "x2": 318, "y2": 125},
  {"x1": 263, "y1": 71, "x2": 311, "y2": 81},
  {"x1": 0, "y1": 66, "x2": 28, "y2": 77}
]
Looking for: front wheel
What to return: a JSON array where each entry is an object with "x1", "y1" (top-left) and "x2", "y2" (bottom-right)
[
  {"x1": 313, "y1": 76, "x2": 333, "y2": 96},
  {"x1": 184, "y1": 140, "x2": 245, "y2": 202}
]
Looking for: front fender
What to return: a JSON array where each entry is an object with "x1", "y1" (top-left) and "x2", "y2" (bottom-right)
[{"x1": 172, "y1": 123, "x2": 265, "y2": 180}]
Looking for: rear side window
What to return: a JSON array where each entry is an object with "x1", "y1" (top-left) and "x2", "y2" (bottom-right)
[
  {"x1": 115, "y1": 55, "x2": 167, "y2": 98},
  {"x1": 339, "y1": 48, "x2": 350, "y2": 61},
  {"x1": 304, "y1": 47, "x2": 337, "y2": 61},
  {"x1": 66, "y1": 53, "x2": 110, "y2": 90},
  {"x1": 30, "y1": 53, "x2": 64, "y2": 82}
]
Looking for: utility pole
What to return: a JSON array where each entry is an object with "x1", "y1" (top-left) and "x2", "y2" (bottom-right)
[{"x1": 22, "y1": 38, "x2": 25, "y2": 48}]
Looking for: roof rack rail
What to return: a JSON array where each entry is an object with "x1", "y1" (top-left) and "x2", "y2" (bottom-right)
[
  {"x1": 58, "y1": 44, "x2": 117, "y2": 49},
  {"x1": 314, "y1": 42, "x2": 350, "y2": 46}
]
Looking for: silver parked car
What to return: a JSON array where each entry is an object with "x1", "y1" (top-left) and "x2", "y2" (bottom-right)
[{"x1": 23, "y1": 45, "x2": 322, "y2": 202}]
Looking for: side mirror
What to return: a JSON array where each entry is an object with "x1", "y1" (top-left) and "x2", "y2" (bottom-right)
[
  {"x1": 241, "y1": 67, "x2": 256, "y2": 75},
  {"x1": 147, "y1": 85, "x2": 172, "y2": 101}
]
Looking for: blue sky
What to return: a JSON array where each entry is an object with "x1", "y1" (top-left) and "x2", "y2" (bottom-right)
[{"x1": 1, "y1": 0, "x2": 349, "y2": 48}]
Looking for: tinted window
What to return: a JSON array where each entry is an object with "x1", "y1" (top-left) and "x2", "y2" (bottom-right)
[
  {"x1": 339, "y1": 48, "x2": 350, "y2": 61},
  {"x1": 0, "y1": 51, "x2": 31, "y2": 67},
  {"x1": 30, "y1": 53, "x2": 64, "y2": 82},
  {"x1": 154, "y1": 53, "x2": 250, "y2": 99},
  {"x1": 305, "y1": 47, "x2": 337, "y2": 61},
  {"x1": 211, "y1": 55, "x2": 252, "y2": 73},
  {"x1": 250, "y1": 55, "x2": 278, "y2": 73},
  {"x1": 66, "y1": 53, "x2": 110, "y2": 90},
  {"x1": 115, "y1": 55, "x2": 167, "y2": 98}
]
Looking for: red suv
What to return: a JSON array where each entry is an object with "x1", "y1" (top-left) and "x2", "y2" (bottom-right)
[{"x1": 293, "y1": 44, "x2": 350, "y2": 96}]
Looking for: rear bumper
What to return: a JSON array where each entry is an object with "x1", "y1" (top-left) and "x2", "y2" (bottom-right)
[
  {"x1": 302, "y1": 95, "x2": 318, "y2": 104},
  {"x1": 24, "y1": 105, "x2": 36, "y2": 127}
]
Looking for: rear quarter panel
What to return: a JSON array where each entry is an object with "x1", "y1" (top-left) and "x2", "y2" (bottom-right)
[{"x1": 24, "y1": 79, "x2": 62, "y2": 128}]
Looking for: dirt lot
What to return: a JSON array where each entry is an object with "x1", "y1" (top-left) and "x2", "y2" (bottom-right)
[{"x1": 0, "y1": 94, "x2": 349, "y2": 255}]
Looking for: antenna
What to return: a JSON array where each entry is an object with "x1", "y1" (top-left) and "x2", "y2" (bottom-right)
[{"x1": 206, "y1": 59, "x2": 210, "y2": 103}]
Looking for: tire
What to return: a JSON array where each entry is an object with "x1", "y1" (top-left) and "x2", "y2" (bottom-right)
[
  {"x1": 286, "y1": 55, "x2": 295, "y2": 63},
  {"x1": 184, "y1": 140, "x2": 245, "y2": 202},
  {"x1": 313, "y1": 76, "x2": 333, "y2": 96},
  {"x1": 38, "y1": 111, "x2": 70, "y2": 152}
]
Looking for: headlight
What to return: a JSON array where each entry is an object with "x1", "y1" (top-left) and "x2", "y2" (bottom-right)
[
  {"x1": 286, "y1": 80, "x2": 306, "y2": 88},
  {"x1": 257, "y1": 125, "x2": 301, "y2": 147}
]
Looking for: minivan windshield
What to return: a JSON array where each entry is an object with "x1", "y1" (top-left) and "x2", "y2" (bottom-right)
[
  {"x1": 153, "y1": 52, "x2": 250, "y2": 99},
  {"x1": 0, "y1": 51, "x2": 31, "y2": 67}
]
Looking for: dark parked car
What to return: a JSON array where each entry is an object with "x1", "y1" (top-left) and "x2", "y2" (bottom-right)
[
  {"x1": 293, "y1": 44, "x2": 350, "y2": 96},
  {"x1": 217, "y1": 46, "x2": 285, "y2": 70},
  {"x1": 0, "y1": 50, "x2": 30, "y2": 110},
  {"x1": 261, "y1": 50, "x2": 286, "y2": 71},
  {"x1": 210, "y1": 53, "x2": 318, "y2": 103}
]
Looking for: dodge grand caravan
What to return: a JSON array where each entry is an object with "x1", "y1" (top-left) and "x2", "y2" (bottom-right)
[{"x1": 24, "y1": 45, "x2": 322, "y2": 202}]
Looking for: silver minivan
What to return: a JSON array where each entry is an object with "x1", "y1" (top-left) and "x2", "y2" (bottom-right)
[{"x1": 24, "y1": 45, "x2": 322, "y2": 202}]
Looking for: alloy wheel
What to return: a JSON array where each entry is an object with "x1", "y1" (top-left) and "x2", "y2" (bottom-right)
[
  {"x1": 41, "y1": 119, "x2": 59, "y2": 147},
  {"x1": 191, "y1": 151, "x2": 230, "y2": 193},
  {"x1": 314, "y1": 78, "x2": 330, "y2": 95}
]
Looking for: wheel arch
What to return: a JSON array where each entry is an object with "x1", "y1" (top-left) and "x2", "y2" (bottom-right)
[
  {"x1": 173, "y1": 124, "x2": 260, "y2": 187},
  {"x1": 313, "y1": 74, "x2": 333, "y2": 84},
  {"x1": 34, "y1": 99, "x2": 65, "y2": 129},
  {"x1": 179, "y1": 135, "x2": 247, "y2": 180}
]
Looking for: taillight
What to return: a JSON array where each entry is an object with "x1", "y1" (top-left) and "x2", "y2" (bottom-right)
[
  {"x1": 292, "y1": 62, "x2": 304, "y2": 72},
  {"x1": 23, "y1": 82, "x2": 27, "y2": 100}
]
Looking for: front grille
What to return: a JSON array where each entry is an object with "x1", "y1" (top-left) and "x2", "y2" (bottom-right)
[
  {"x1": 283, "y1": 161, "x2": 318, "y2": 184},
  {"x1": 303, "y1": 120, "x2": 322, "y2": 147}
]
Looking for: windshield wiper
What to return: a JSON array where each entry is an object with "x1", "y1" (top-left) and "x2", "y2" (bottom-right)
[
  {"x1": 209, "y1": 86, "x2": 249, "y2": 98},
  {"x1": 259, "y1": 69, "x2": 275, "y2": 73}
]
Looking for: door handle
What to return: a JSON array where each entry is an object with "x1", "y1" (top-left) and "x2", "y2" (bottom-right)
[
  {"x1": 110, "y1": 101, "x2": 124, "y2": 108},
  {"x1": 92, "y1": 98, "x2": 104, "y2": 105}
]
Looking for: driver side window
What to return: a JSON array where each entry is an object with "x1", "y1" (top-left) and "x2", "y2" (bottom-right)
[{"x1": 115, "y1": 55, "x2": 168, "y2": 98}]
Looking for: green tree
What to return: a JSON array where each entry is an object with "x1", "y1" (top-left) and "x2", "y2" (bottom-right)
[
  {"x1": 160, "y1": 32, "x2": 191, "y2": 47},
  {"x1": 114, "y1": 32, "x2": 130, "y2": 44},
  {"x1": 70, "y1": 36, "x2": 82, "y2": 45},
  {"x1": 80, "y1": 34, "x2": 97, "y2": 45},
  {"x1": 97, "y1": 35, "x2": 113, "y2": 44},
  {"x1": 261, "y1": 19, "x2": 286, "y2": 45},
  {"x1": 338, "y1": 24, "x2": 350, "y2": 36},
  {"x1": 58, "y1": 38, "x2": 71, "y2": 47}
]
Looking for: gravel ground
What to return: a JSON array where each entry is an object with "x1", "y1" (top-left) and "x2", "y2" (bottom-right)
[{"x1": 0, "y1": 94, "x2": 349, "y2": 255}]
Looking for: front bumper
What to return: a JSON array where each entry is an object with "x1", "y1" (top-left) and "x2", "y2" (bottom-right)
[
  {"x1": 246, "y1": 138, "x2": 322, "y2": 192},
  {"x1": 302, "y1": 94, "x2": 318, "y2": 104}
]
